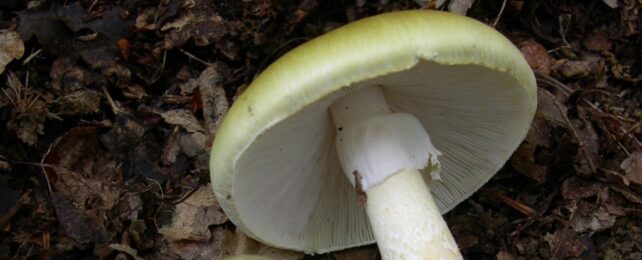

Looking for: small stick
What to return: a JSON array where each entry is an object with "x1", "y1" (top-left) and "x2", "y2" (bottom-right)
[
  {"x1": 102, "y1": 86, "x2": 121, "y2": 115},
  {"x1": 492, "y1": 0, "x2": 507, "y2": 27}
]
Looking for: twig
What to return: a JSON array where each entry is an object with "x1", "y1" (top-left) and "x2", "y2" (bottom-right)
[
  {"x1": 160, "y1": 49, "x2": 167, "y2": 74},
  {"x1": 88, "y1": 0, "x2": 99, "y2": 12},
  {"x1": 102, "y1": 86, "x2": 121, "y2": 115},
  {"x1": 40, "y1": 143, "x2": 54, "y2": 194},
  {"x1": 498, "y1": 194, "x2": 536, "y2": 217},
  {"x1": 22, "y1": 49, "x2": 42, "y2": 66},
  {"x1": 178, "y1": 48, "x2": 213, "y2": 66},
  {"x1": 492, "y1": 0, "x2": 508, "y2": 27}
]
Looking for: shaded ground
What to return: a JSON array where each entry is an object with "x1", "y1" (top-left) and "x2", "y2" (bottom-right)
[{"x1": 0, "y1": 0, "x2": 640, "y2": 259}]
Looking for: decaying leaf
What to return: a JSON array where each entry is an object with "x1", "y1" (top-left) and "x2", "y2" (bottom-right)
[
  {"x1": 159, "y1": 185, "x2": 227, "y2": 241},
  {"x1": 0, "y1": 30, "x2": 24, "y2": 74},
  {"x1": 161, "y1": 0, "x2": 229, "y2": 49},
  {"x1": 3, "y1": 72, "x2": 47, "y2": 145},
  {"x1": 45, "y1": 127, "x2": 126, "y2": 247},
  {"x1": 49, "y1": 89, "x2": 101, "y2": 116},
  {"x1": 544, "y1": 228, "x2": 586, "y2": 259},
  {"x1": 52, "y1": 192, "x2": 110, "y2": 245},
  {"x1": 100, "y1": 116, "x2": 146, "y2": 156},
  {"x1": 570, "y1": 201, "x2": 622, "y2": 233}
]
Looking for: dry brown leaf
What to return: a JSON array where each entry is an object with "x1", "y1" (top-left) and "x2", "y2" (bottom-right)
[
  {"x1": 161, "y1": 109, "x2": 206, "y2": 134},
  {"x1": 196, "y1": 66, "x2": 228, "y2": 135},
  {"x1": 0, "y1": 30, "x2": 24, "y2": 74},
  {"x1": 159, "y1": 185, "x2": 227, "y2": 241},
  {"x1": 520, "y1": 40, "x2": 555, "y2": 75},
  {"x1": 157, "y1": 226, "x2": 227, "y2": 259},
  {"x1": 621, "y1": 151, "x2": 642, "y2": 185}
]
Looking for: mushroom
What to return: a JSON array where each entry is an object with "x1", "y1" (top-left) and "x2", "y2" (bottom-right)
[{"x1": 210, "y1": 10, "x2": 536, "y2": 259}]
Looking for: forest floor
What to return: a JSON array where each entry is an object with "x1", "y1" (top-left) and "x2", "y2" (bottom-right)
[{"x1": 0, "y1": 0, "x2": 640, "y2": 259}]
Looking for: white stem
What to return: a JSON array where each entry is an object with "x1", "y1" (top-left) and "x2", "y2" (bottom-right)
[
  {"x1": 366, "y1": 169, "x2": 461, "y2": 260},
  {"x1": 330, "y1": 86, "x2": 463, "y2": 260}
]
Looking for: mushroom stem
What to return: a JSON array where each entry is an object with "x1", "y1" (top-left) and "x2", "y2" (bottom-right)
[
  {"x1": 330, "y1": 86, "x2": 462, "y2": 260},
  {"x1": 366, "y1": 169, "x2": 461, "y2": 259}
]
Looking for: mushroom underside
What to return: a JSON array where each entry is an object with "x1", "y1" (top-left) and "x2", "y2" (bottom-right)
[{"x1": 232, "y1": 60, "x2": 532, "y2": 252}]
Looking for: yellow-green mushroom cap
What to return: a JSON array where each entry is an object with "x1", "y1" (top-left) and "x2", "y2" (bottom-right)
[{"x1": 210, "y1": 10, "x2": 536, "y2": 253}]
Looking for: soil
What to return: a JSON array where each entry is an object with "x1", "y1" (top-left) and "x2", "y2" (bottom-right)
[{"x1": 0, "y1": 0, "x2": 640, "y2": 259}]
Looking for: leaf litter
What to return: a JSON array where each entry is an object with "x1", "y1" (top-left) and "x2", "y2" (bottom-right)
[{"x1": 0, "y1": 0, "x2": 640, "y2": 259}]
